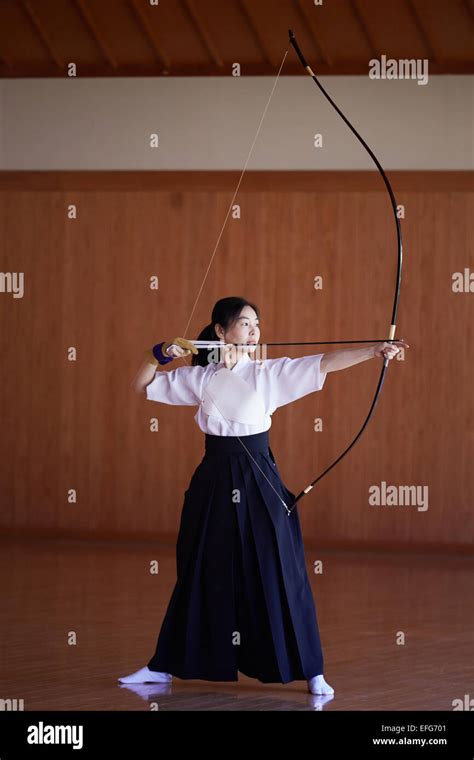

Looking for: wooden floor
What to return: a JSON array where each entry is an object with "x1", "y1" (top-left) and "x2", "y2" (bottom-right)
[{"x1": 1, "y1": 537, "x2": 473, "y2": 711}]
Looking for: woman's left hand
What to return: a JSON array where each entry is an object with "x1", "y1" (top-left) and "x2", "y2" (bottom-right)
[{"x1": 374, "y1": 339, "x2": 410, "y2": 360}]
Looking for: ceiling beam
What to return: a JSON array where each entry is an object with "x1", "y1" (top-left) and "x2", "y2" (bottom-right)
[
  {"x1": 182, "y1": 0, "x2": 224, "y2": 68},
  {"x1": 73, "y1": 0, "x2": 118, "y2": 70},
  {"x1": 348, "y1": 0, "x2": 378, "y2": 58},
  {"x1": 407, "y1": 0, "x2": 442, "y2": 64},
  {"x1": 128, "y1": 0, "x2": 171, "y2": 70},
  {"x1": 20, "y1": 0, "x2": 63, "y2": 70},
  {"x1": 237, "y1": 0, "x2": 273, "y2": 66},
  {"x1": 294, "y1": 0, "x2": 333, "y2": 67}
]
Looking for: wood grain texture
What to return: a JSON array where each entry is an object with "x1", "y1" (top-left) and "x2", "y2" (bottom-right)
[
  {"x1": 0, "y1": 0, "x2": 472, "y2": 77},
  {"x1": 1, "y1": 537, "x2": 472, "y2": 710},
  {"x1": 0, "y1": 171, "x2": 472, "y2": 550}
]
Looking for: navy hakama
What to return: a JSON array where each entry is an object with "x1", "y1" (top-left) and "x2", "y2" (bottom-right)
[{"x1": 147, "y1": 429, "x2": 324, "y2": 683}]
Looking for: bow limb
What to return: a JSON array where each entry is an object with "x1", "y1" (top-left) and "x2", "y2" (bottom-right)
[{"x1": 287, "y1": 29, "x2": 403, "y2": 513}]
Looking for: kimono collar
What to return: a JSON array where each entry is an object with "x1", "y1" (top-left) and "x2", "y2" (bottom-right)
[{"x1": 216, "y1": 351, "x2": 251, "y2": 370}]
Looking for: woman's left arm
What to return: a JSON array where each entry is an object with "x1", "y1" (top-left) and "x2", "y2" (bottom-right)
[{"x1": 320, "y1": 340, "x2": 409, "y2": 373}]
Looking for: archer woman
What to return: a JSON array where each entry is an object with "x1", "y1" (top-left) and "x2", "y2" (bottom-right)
[{"x1": 119, "y1": 296, "x2": 408, "y2": 695}]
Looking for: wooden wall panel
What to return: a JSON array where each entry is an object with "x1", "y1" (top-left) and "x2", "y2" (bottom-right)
[{"x1": 0, "y1": 171, "x2": 472, "y2": 551}]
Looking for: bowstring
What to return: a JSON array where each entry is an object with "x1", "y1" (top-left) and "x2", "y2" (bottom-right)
[{"x1": 176, "y1": 42, "x2": 293, "y2": 514}]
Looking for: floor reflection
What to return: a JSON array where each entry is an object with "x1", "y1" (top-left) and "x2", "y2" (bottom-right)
[{"x1": 118, "y1": 681, "x2": 334, "y2": 710}]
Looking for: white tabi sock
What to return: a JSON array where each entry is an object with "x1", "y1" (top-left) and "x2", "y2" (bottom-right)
[
  {"x1": 118, "y1": 665, "x2": 172, "y2": 684},
  {"x1": 307, "y1": 674, "x2": 334, "y2": 695}
]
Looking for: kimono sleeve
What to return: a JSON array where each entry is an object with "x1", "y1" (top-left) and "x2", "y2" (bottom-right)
[
  {"x1": 145, "y1": 365, "x2": 204, "y2": 406},
  {"x1": 266, "y1": 354, "x2": 327, "y2": 410}
]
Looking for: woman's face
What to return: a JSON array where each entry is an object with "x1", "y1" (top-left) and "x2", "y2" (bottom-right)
[{"x1": 215, "y1": 306, "x2": 260, "y2": 354}]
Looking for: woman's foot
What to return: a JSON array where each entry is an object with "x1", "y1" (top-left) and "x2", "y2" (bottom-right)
[
  {"x1": 307, "y1": 674, "x2": 334, "y2": 695},
  {"x1": 118, "y1": 665, "x2": 172, "y2": 684}
]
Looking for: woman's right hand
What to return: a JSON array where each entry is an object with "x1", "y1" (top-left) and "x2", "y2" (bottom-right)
[{"x1": 163, "y1": 337, "x2": 199, "y2": 358}]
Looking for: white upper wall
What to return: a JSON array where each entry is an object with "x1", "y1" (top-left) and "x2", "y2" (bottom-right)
[{"x1": 0, "y1": 75, "x2": 472, "y2": 170}]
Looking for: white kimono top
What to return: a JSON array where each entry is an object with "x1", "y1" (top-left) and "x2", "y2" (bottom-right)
[{"x1": 145, "y1": 352, "x2": 327, "y2": 436}]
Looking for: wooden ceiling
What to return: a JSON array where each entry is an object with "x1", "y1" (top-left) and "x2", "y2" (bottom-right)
[{"x1": 0, "y1": 0, "x2": 473, "y2": 78}]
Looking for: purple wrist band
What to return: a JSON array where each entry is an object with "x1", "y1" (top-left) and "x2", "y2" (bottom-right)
[{"x1": 152, "y1": 342, "x2": 174, "y2": 365}]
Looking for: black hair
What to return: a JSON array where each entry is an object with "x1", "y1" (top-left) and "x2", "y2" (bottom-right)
[{"x1": 192, "y1": 296, "x2": 260, "y2": 367}]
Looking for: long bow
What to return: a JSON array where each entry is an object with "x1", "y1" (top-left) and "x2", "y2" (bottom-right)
[
  {"x1": 286, "y1": 29, "x2": 403, "y2": 512},
  {"x1": 175, "y1": 30, "x2": 403, "y2": 516}
]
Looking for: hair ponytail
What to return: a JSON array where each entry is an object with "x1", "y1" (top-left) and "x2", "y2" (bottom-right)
[{"x1": 192, "y1": 323, "x2": 217, "y2": 367}]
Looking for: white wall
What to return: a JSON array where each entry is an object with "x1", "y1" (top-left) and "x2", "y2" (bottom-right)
[{"x1": 0, "y1": 75, "x2": 472, "y2": 170}]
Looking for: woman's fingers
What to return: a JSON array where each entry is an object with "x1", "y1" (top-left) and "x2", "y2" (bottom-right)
[
  {"x1": 166, "y1": 344, "x2": 187, "y2": 357},
  {"x1": 375, "y1": 339, "x2": 410, "y2": 359},
  {"x1": 166, "y1": 338, "x2": 200, "y2": 358},
  {"x1": 383, "y1": 341, "x2": 408, "y2": 359},
  {"x1": 174, "y1": 338, "x2": 199, "y2": 355}
]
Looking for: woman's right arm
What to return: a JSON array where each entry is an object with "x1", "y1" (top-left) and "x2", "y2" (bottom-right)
[
  {"x1": 131, "y1": 338, "x2": 198, "y2": 394},
  {"x1": 131, "y1": 355, "x2": 160, "y2": 395}
]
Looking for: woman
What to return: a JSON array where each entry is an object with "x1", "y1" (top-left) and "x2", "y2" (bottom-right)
[{"x1": 119, "y1": 296, "x2": 408, "y2": 695}]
